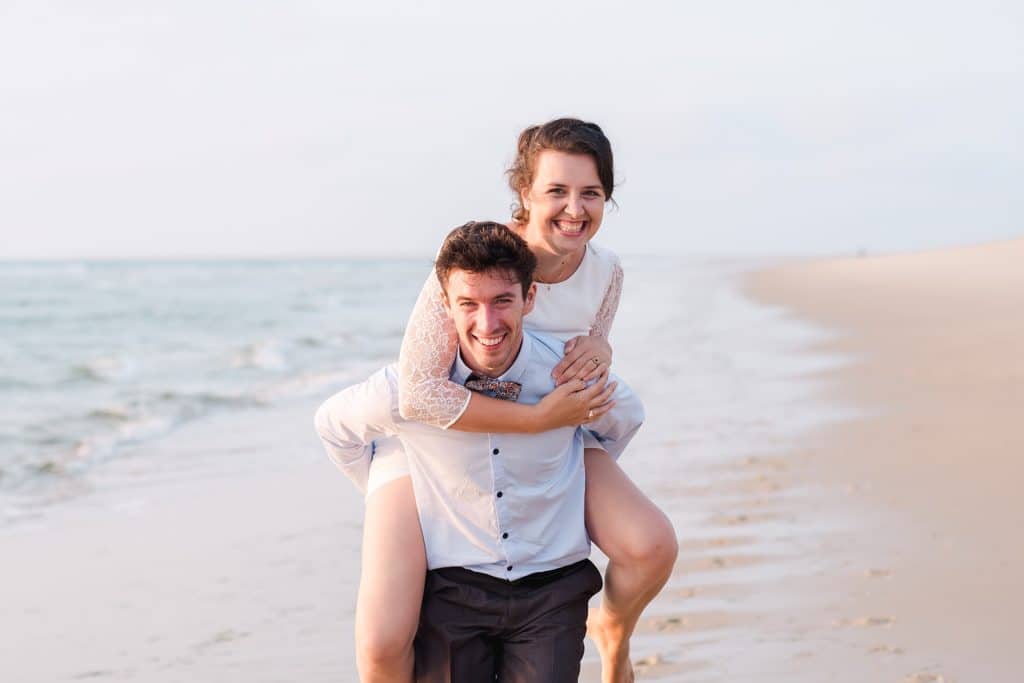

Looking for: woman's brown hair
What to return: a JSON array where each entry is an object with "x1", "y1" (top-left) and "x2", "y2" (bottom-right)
[{"x1": 507, "y1": 118, "x2": 615, "y2": 224}]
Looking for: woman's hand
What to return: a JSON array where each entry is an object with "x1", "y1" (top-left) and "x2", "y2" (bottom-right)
[
  {"x1": 531, "y1": 369, "x2": 617, "y2": 432},
  {"x1": 552, "y1": 335, "x2": 613, "y2": 386}
]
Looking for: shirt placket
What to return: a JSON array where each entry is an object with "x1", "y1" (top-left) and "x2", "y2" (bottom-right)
[{"x1": 489, "y1": 434, "x2": 516, "y2": 578}]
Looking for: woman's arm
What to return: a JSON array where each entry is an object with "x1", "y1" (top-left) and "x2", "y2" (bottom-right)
[
  {"x1": 397, "y1": 271, "x2": 615, "y2": 433},
  {"x1": 589, "y1": 259, "x2": 624, "y2": 339},
  {"x1": 396, "y1": 272, "x2": 471, "y2": 427}
]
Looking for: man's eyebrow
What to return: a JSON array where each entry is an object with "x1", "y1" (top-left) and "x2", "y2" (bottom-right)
[{"x1": 455, "y1": 291, "x2": 517, "y2": 303}]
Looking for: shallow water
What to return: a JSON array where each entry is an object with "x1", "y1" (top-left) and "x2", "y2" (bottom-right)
[{"x1": 1, "y1": 259, "x2": 427, "y2": 517}]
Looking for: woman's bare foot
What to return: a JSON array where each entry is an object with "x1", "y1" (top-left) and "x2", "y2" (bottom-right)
[{"x1": 587, "y1": 607, "x2": 635, "y2": 683}]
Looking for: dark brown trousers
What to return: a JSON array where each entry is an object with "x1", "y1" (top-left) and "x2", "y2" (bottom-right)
[{"x1": 414, "y1": 559, "x2": 603, "y2": 683}]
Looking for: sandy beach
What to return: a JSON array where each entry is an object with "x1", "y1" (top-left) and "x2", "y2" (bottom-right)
[
  {"x1": 4, "y1": 243, "x2": 1021, "y2": 682},
  {"x1": 743, "y1": 237, "x2": 1024, "y2": 682}
]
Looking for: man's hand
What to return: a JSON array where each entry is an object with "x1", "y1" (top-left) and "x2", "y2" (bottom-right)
[
  {"x1": 552, "y1": 335, "x2": 612, "y2": 386},
  {"x1": 532, "y1": 369, "x2": 617, "y2": 432}
]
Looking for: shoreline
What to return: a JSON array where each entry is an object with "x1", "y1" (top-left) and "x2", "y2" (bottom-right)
[{"x1": 744, "y1": 237, "x2": 1024, "y2": 681}]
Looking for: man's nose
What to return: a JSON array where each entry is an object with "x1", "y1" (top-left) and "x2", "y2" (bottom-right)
[{"x1": 476, "y1": 305, "x2": 500, "y2": 332}]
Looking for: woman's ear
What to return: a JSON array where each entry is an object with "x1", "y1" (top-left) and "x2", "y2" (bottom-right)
[{"x1": 520, "y1": 188, "x2": 531, "y2": 211}]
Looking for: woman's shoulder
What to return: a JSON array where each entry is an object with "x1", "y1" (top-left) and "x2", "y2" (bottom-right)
[{"x1": 585, "y1": 241, "x2": 623, "y2": 273}]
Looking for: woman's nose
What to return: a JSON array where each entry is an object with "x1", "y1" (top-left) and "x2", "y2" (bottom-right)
[{"x1": 565, "y1": 195, "x2": 584, "y2": 217}]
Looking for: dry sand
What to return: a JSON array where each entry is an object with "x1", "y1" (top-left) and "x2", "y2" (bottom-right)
[{"x1": 741, "y1": 237, "x2": 1024, "y2": 682}]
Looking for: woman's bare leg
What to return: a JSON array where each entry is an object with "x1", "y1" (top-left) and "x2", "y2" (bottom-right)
[
  {"x1": 356, "y1": 475, "x2": 426, "y2": 683},
  {"x1": 584, "y1": 449, "x2": 679, "y2": 683}
]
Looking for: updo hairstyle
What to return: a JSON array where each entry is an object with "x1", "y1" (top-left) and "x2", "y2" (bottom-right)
[{"x1": 506, "y1": 118, "x2": 615, "y2": 224}]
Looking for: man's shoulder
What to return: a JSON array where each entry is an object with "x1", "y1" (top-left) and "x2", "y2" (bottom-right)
[{"x1": 524, "y1": 330, "x2": 564, "y2": 365}]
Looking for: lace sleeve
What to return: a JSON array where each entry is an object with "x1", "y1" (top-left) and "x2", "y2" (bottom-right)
[
  {"x1": 397, "y1": 271, "x2": 472, "y2": 428},
  {"x1": 589, "y1": 259, "x2": 624, "y2": 339}
]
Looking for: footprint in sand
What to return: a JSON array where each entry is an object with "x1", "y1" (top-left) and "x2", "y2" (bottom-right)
[
  {"x1": 652, "y1": 616, "x2": 684, "y2": 632},
  {"x1": 195, "y1": 628, "x2": 250, "y2": 652},
  {"x1": 639, "y1": 611, "x2": 739, "y2": 635},
  {"x1": 904, "y1": 673, "x2": 952, "y2": 683},
  {"x1": 681, "y1": 535, "x2": 755, "y2": 552},
  {"x1": 833, "y1": 616, "x2": 895, "y2": 627},
  {"x1": 633, "y1": 653, "x2": 696, "y2": 677}
]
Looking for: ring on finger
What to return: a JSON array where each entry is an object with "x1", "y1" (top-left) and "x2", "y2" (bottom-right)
[{"x1": 587, "y1": 409, "x2": 594, "y2": 419}]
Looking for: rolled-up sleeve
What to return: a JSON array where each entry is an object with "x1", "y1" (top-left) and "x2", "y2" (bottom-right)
[
  {"x1": 314, "y1": 367, "x2": 400, "y2": 494},
  {"x1": 583, "y1": 373, "x2": 645, "y2": 461}
]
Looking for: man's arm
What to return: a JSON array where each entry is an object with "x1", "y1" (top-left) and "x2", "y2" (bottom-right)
[
  {"x1": 583, "y1": 373, "x2": 644, "y2": 461},
  {"x1": 314, "y1": 366, "x2": 400, "y2": 494}
]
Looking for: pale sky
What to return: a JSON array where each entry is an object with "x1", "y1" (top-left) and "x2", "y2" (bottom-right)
[{"x1": 1, "y1": 1, "x2": 1021, "y2": 259}]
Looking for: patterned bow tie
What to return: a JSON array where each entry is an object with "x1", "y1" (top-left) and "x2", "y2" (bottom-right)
[{"x1": 465, "y1": 374, "x2": 522, "y2": 401}]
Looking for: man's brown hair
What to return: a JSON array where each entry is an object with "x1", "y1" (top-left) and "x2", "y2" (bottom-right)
[{"x1": 434, "y1": 221, "x2": 537, "y2": 298}]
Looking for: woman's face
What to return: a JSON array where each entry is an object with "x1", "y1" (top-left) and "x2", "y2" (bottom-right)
[{"x1": 520, "y1": 150, "x2": 606, "y2": 256}]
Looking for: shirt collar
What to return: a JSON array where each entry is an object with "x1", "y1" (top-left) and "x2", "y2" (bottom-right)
[{"x1": 452, "y1": 331, "x2": 534, "y2": 385}]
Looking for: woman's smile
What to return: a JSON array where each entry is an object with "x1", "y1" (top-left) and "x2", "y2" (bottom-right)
[{"x1": 552, "y1": 219, "x2": 589, "y2": 236}]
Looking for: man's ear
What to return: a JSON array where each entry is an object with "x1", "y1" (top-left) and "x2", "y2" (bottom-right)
[
  {"x1": 522, "y1": 283, "x2": 537, "y2": 316},
  {"x1": 439, "y1": 288, "x2": 453, "y2": 317}
]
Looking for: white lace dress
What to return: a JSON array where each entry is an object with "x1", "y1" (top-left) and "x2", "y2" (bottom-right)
[{"x1": 364, "y1": 242, "x2": 624, "y2": 495}]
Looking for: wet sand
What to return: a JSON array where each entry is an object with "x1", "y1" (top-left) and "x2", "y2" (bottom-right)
[{"x1": 738, "y1": 238, "x2": 1024, "y2": 682}]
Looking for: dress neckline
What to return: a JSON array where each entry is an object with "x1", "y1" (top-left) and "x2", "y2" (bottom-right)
[{"x1": 536, "y1": 244, "x2": 592, "y2": 291}]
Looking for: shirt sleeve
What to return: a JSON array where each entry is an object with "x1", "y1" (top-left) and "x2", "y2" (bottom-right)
[
  {"x1": 397, "y1": 271, "x2": 472, "y2": 428},
  {"x1": 588, "y1": 256, "x2": 624, "y2": 339},
  {"x1": 583, "y1": 372, "x2": 644, "y2": 461},
  {"x1": 314, "y1": 367, "x2": 400, "y2": 494}
]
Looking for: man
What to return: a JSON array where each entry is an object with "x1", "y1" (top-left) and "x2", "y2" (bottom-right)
[{"x1": 315, "y1": 221, "x2": 644, "y2": 681}]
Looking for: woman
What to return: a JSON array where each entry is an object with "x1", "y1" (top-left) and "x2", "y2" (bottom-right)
[{"x1": 357, "y1": 118, "x2": 678, "y2": 683}]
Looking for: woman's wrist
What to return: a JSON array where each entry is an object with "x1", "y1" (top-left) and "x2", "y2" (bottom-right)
[{"x1": 528, "y1": 403, "x2": 552, "y2": 436}]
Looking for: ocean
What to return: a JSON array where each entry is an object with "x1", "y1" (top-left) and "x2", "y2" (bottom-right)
[{"x1": 0, "y1": 259, "x2": 429, "y2": 520}]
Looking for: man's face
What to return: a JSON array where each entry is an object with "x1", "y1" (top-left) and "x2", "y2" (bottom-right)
[{"x1": 442, "y1": 268, "x2": 536, "y2": 378}]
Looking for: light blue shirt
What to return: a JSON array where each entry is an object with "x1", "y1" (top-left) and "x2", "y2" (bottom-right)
[{"x1": 315, "y1": 330, "x2": 644, "y2": 581}]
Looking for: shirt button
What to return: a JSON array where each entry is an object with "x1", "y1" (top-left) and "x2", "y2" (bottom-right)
[
  {"x1": 506, "y1": 566, "x2": 513, "y2": 571},
  {"x1": 492, "y1": 448, "x2": 499, "y2": 455},
  {"x1": 502, "y1": 532, "x2": 509, "y2": 539},
  {"x1": 496, "y1": 491, "x2": 503, "y2": 498}
]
